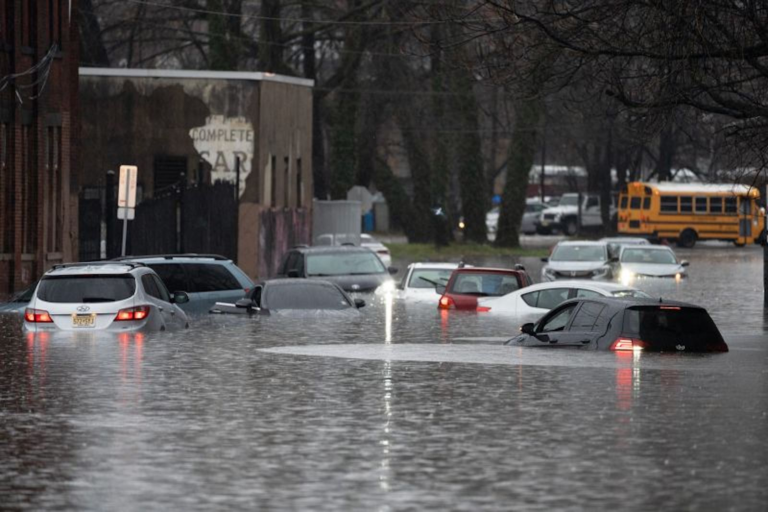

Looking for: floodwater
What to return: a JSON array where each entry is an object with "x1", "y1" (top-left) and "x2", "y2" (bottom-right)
[{"x1": 1, "y1": 244, "x2": 767, "y2": 510}]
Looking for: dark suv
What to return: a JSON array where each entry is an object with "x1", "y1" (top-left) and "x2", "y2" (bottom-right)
[
  {"x1": 508, "y1": 296, "x2": 728, "y2": 352},
  {"x1": 277, "y1": 246, "x2": 397, "y2": 292}
]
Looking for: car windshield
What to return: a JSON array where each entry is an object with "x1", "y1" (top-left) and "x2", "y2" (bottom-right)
[
  {"x1": 306, "y1": 252, "x2": 386, "y2": 276},
  {"x1": 612, "y1": 289, "x2": 650, "y2": 298},
  {"x1": 263, "y1": 283, "x2": 351, "y2": 310},
  {"x1": 36, "y1": 275, "x2": 136, "y2": 303},
  {"x1": 621, "y1": 248, "x2": 677, "y2": 264},
  {"x1": 449, "y1": 272, "x2": 520, "y2": 297},
  {"x1": 408, "y1": 269, "x2": 454, "y2": 289},
  {"x1": 559, "y1": 195, "x2": 579, "y2": 207},
  {"x1": 550, "y1": 245, "x2": 606, "y2": 262}
]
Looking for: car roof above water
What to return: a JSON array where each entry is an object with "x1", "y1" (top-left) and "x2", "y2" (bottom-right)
[{"x1": 45, "y1": 263, "x2": 143, "y2": 277}]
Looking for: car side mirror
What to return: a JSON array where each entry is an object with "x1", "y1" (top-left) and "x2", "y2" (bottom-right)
[
  {"x1": 435, "y1": 284, "x2": 446, "y2": 295},
  {"x1": 236, "y1": 298, "x2": 254, "y2": 308},
  {"x1": 354, "y1": 298, "x2": 366, "y2": 309},
  {"x1": 521, "y1": 322, "x2": 535, "y2": 335},
  {"x1": 681, "y1": 260, "x2": 690, "y2": 267},
  {"x1": 172, "y1": 291, "x2": 190, "y2": 304},
  {"x1": 388, "y1": 266, "x2": 398, "y2": 275},
  {"x1": 514, "y1": 264, "x2": 526, "y2": 271},
  {"x1": 287, "y1": 269, "x2": 299, "y2": 278}
]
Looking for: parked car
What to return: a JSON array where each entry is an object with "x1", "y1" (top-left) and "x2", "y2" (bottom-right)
[
  {"x1": 437, "y1": 266, "x2": 533, "y2": 311},
  {"x1": 541, "y1": 241, "x2": 613, "y2": 282},
  {"x1": 398, "y1": 262, "x2": 468, "y2": 303},
  {"x1": 0, "y1": 282, "x2": 36, "y2": 315},
  {"x1": 116, "y1": 254, "x2": 254, "y2": 315},
  {"x1": 536, "y1": 193, "x2": 616, "y2": 235},
  {"x1": 477, "y1": 280, "x2": 649, "y2": 317},
  {"x1": 24, "y1": 262, "x2": 189, "y2": 333},
  {"x1": 486, "y1": 201, "x2": 548, "y2": 241},
  {"x1": 314, "y1": 233, "x2": 392, "y2": 267},
  {"x1": 210, "y1": 279, "x2": 365, "y2": 315},
  {"x1": 276, "y1": 246, "x2": 397, "y2": 293},
  {"x1": 617, "y1": 245, "x2": 689, "y2": 284},
  {"x1": 600, "y1": 236, "x2": 651, "y2": 259},
  {"x1": 506, "y1": 296, "x2": 728, "y2": 352}
]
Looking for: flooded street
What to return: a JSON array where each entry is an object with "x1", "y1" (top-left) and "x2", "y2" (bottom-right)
[{"x1": 1, "y1": 244, "x2": 767, "y2": 510}]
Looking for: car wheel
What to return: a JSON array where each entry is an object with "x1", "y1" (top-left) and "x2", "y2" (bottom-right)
[
  {"x1": 564, "y1": 218, "x2": 578, "y2": 236},
  {"x1": 677, "y1": 229, "x2": 697, "y2": 248}
]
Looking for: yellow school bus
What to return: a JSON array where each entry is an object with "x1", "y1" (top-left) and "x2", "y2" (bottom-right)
[{"x1": 617, "y1": 182, "x2": 765, "y2": 247}]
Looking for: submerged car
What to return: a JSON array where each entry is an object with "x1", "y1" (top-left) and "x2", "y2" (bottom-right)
[
  {"x1": 210, "y1": 279, "x2": 364, "y2": 315},
  {"x1": 600, "y1": 236, "x2": 651, "y2": 259},
  {"x1": 437, "y1": 266, "x2": 533, "y2": 311},
  {"x1": 0, "y1": 282, "x2": 36, "y2": 315},
  {"x1": 24, "y1": 262, "x2": 189, "y2": 332},
  {"x1": 116, "y1": 254, "x2": 254, "y2": 315},
  {"x1": 277, "y1": 246, "x2": 397, "y2": 293},
  {"x1": 477, "y1": 280, "x2": 649, "y2": 317},
  {"x1": 398, "y1": 262, "x2": 468, "y2": 303},
  {"x1": 617, "y1": 245, "x2": 689, "y2": 284},
  {"x1": 314, "y1": 233, "x2": 392, "y2": 267},
  {"x1": 506, "y1": 297, "x2": 728, "y2": 352},
  {"x1": 541, "y1": 241, "x2": 613, "y2": 282}
]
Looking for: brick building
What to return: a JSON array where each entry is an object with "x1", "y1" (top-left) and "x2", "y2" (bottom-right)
[{"x1": 0, "y1": 1, "x2": 79, "y2": 298}]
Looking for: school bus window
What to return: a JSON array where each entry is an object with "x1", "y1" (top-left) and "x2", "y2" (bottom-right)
[
  {"x1": 695, "y1": 197, "x2": 707, "y2": 213},
  {"x1": 660, "y1": 196, "x2": 678, "y2": 213},
  {"x1": 620, "y1": 196, "x2": 628, "y2": 209},
  {"x1": 740, "y1": 198, "x2": 750, "y2": 214},
  {"x1": 710, "y1": 197, "x2": 723, "y2": 213},
  {"x1": 725, "y1": 197, "x2": 737, "y2": 214},
  {"x1": 680, "y1": 196, "x2": 693, "y2": 213},
  {"x1": 643, "y1": 197, "x2": 650, "y2": 209},
  {"x1": 630, "y1": 197, "x2": 641, "y2": 210}
]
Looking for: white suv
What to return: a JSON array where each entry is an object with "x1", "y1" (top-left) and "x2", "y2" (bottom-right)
[{"x1": 24, "y1": 262, "x2": 190, "y2": 332}]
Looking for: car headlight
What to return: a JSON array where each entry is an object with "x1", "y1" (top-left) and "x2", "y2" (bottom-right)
[
  {"x1": 543, "y1": 267, "x2": 556, "y2": 278},
  {"x1": 620, "y1": 268, "x2": 635, "y2": 285}
]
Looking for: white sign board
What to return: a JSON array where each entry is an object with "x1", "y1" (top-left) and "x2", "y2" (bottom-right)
[
  {"x1": 117, "y1": 207, "x2": 135, "y2": 220},
  {"x1": 118, "y1": 165, "x2": 138, "y2": 208}
]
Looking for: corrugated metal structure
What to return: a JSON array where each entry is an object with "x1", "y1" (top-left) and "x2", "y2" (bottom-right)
[{"x1": 312, "y1": 200, "x2": 362, "y2": 246}]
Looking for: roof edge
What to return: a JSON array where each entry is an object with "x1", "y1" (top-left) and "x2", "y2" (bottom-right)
[{"x1": 79, "y1": 67, "x2": 314, "y2": 88}]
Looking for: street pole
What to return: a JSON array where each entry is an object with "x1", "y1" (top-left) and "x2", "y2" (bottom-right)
[
  {"x1": 540, "y1": 116, "x2": 546, "y2": 202},
  {"x1": 105, "y1": 170, "x2": 115, "y2": 259},
  {"x1": 121, "y1": 212, "x2": 128, "y2": 257},
  {"x1": 235, "y1": 156, "x2": 241, "y2": 202}
]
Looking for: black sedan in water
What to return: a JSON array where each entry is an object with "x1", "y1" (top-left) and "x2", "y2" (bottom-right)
[
  {"x1": 506, "y1": 297, "x2": 728, "y2": 352},
  {"x1": 209, "y1": 278, "x2": 365, "y2": 315}
]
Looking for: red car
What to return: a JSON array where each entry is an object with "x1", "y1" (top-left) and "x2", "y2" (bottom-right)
[{"x1": 437, "y1": 266, "x2": 533, "y2": 311}]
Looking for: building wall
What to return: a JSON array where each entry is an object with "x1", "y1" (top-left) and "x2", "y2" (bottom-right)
[{"x1": 0, "y1": 0, "x2": 79, "y2": 297}]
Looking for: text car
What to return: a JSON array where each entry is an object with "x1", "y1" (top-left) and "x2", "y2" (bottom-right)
[
  {"x1": 210, "y1": 279, "x2": 364, "y2": 315},
  {"x1": 477, "y1": 280, "x2": 649, "y2": 317},
  {"x1": 541, "y1": 241, "x2": 613, "y2": 282},
  {"x1": 24, "y1": 262, "x2": 189, "y2": 332},
  {"x1": 437, "y1": 266, "x2": 532, "y2": 311},
  {"x1": 277, "y1": 246, "x2": 397, "y2": 293},
  {"x1": 617, "y1": 245, "x2": 689, "y2": 284},
  {"x1": 506, "y1": 297, "x2": 727, "y2": 352}
]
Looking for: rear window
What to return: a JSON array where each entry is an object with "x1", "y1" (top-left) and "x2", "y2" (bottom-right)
[
  {"x1": 263, "y1": 283, "x2": 352, "y2": 310},
  {"x1": 449, "y1": 272, "x2": 520, "y2": 297},
  {"x1": 408, "y1": 268, "x2": 454, "y2": 289},
  {"x1": 37, "y1": 275, "x2": 136, "y2": 303},
  {"x1": 623, "y1": 306, "x2": 725, "y2": 349}
]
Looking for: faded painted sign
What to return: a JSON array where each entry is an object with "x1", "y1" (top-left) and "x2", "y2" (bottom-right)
[{"x1": 190, "y1": 115, "x2": 254, "y2": 197}]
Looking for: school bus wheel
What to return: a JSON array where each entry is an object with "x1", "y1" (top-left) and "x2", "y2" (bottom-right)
[{"x1": 677, "y1": 228, "x2": 697, "y2": 248}]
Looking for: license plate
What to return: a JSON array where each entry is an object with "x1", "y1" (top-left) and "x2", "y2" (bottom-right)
[{"x1": 72, "y1": 314, "x2": 96, "y2": 328}]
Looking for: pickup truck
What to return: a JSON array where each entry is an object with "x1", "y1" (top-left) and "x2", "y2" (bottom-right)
[{"x1": 535, "y1": 193, "x2": 616, "y2": 235}]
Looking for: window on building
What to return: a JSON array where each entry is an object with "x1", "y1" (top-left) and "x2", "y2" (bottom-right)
[
  {"x1": 22, "y1": 124, "x2": 37, "y2": 254},
  {"x1": 660, "y1": 196, "x2": 678, "y2": 213},
  {"x1": 1, "y1": 0, "x2": 14, "y2": 47},
  {"x1": 48, "y1": 0, "x2": 62, "y2": 48},
  {"x1": 153, "y1": 155, "x2": 187, "y2": 193},
  {"x1": 0, "y1": 123, "x2": 8, "y2": 253}
]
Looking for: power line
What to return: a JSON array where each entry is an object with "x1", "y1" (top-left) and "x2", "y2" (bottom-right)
[{"x1": 122, "y1": 0, "x2": 473, "y2": 26}]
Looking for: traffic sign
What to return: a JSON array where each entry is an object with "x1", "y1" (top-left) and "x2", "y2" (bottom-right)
[{"x1": 118, "y1": 165, "x2": 138, "y2": 208}]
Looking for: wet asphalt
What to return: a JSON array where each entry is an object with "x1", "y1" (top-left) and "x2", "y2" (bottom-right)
[{"x1": 0, "y1": 242, "x2": 767, "y2": 510}]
